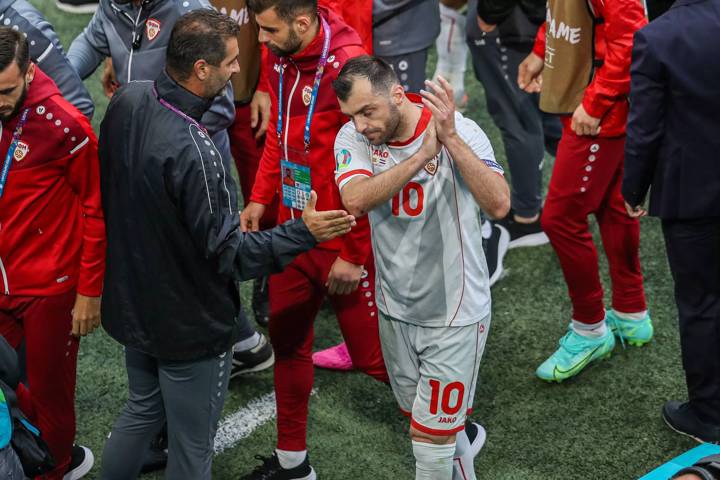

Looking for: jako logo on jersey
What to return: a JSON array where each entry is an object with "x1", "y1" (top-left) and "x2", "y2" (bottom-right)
[
  {"x1": 302, "y1": 85, "x2": 313, "y2": 106},
  {"x1": 146, "y1": 18, "x2": 161, "y2": 41},
  {"x1": 335, "y1": 149, "x2": 352, "y2": 171},
  {"x1": 372, "y1": 148, "x2": 388, "y2": 166},
  {"x1": 438, "y1": 417, "x2": 457, "y2": 424},
  {"x1": 13, "y1": 141, "x2": 29, "y2": 162}
]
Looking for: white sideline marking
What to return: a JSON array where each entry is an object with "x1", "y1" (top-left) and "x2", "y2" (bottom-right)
[{"x1": 214, "y1": 389, "x2": 317, "y2": 455}]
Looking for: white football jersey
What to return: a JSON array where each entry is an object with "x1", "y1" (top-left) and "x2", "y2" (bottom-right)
[{"x1": 334, "y1": 104, "x2": 503, "y2": 327}]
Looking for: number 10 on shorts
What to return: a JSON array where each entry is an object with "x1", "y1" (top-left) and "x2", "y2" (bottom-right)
[{"x1": 428, "y1": 379, "x2": 465, "y2": 415}]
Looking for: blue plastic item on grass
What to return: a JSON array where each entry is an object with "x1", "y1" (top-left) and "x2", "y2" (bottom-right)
[{"x1": 641, "y1": 443, "x2": 720, "y2": 480}]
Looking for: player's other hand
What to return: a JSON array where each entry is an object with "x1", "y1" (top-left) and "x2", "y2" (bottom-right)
[
  {"x1": 250, "y1": 90, "x2": 271, "y2": 139},
  {"x1": 102, "y1": 58, "x2": 120, "y2": 99},
  {"x1": 71, "y1": 294, "x2": 101, "y2": 337},
  {"x1": 241, "y1": 201, "x2": 267, "y2": 232},
  {"x1": 420, "y1": 76, "x2": 458, "y2": 143},
  {"x1": 624, "y1": 201, "x2": 647, "y2": 218},
  {"x1": 518, "y1": 53, "x2": 543, "y2": 93},
  {"x1": 326, "y1": 257, "x2": 364, "y2": 295},
  {"x1": 302, "y1": 191, "x2": 356, "y2": 243},
  {"x1": 571, "y1": 104, "x2": 601, "y2": 137}
]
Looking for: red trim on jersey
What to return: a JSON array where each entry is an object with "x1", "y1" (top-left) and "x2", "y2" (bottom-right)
[
  {"x1": 455, "y1": 458, "x2": 468, "y2": 480},
  {"x1": 337, "y1": 169, "x2": 372, "y2": 185},
  {"x1": 388, "y1": 96, "x2": 431, "y2": 147},
  {"x1": 399, "y1": 408, "x2": 411, "y2": 417},
  {"x1": 447, "y1": 152, "x2": 467, "y2": 326},
  {"x1": 411, "y1": 418, "x2": 465, "y2": 436}
]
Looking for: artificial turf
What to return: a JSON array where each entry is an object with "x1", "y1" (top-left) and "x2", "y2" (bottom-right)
[{"x1": 29, "y1": 1, "x2": 693, "y2": 477}]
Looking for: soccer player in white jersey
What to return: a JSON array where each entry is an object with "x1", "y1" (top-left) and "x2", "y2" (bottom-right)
[{"x1": 332, "y1": 56, "x2": 510, "y2": 480}]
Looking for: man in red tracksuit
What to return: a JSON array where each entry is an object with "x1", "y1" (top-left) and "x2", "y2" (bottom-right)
[
  {"x1": 518, "y1": 0, "x2": 651, "y2": 383},
  {"x1": 0, "y1": 28, "x2": 105, "y2": 479},
  {"x1": 241, "y1": 1, "x2": 388, "y2": 478}
]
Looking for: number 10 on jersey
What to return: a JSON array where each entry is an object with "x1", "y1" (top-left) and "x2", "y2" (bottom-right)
[{"x1": 392, "y1": 182, "x2": 425, "y2": 217}]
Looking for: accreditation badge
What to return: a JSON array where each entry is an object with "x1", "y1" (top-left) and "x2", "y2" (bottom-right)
[{"x1": 281, "y1": 147, "x2": 312, "y2": 210}]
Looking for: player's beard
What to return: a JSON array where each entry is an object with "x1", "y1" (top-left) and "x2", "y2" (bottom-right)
[
  {"x1": 0, "y1": 82, "x2": 28, "y2": 123},
  {"x1": 366, "y1": 102, "x2": 402, "y2": 146},
  {"x1": 266, "y1": 28, "x2": 303, "y2": 57}
]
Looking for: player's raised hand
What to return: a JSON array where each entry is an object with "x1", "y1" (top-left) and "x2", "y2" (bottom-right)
[
  {"x1": 418, "y1": 119, "x2": 441, "y2": 162},
  {"x1": 302, "y1": 191, "x2": 356, "y2": 243},
  {"x1": 420, "y1": 76, "x2": 457, "y2": 143}
]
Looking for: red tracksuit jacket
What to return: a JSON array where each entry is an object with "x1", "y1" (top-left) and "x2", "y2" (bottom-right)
[
  {"x1": 0, "y1": 68, "x2": 105, "y2": 298},
  {"x1": 251, "y1": 7, "x2": 370, "y2": 266},
  {"x1": 532, "y1": 0, "x2": 647, "y2": 137}
]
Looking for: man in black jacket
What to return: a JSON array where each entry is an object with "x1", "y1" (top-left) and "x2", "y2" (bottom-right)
[
  {"x1": 467, "y1": 0, "x2": 560, "y2": 285},
  {"x1": 97, "y1": 10, "x2": 356, "y2": 479},
  {"x1": 623, "y1": 0, "x2": 720, "y2": 444}
]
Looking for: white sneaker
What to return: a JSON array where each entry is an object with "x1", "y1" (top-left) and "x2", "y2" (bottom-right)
[{"x1": 453, "y1": 422, "x2": 487, "y2": 480}]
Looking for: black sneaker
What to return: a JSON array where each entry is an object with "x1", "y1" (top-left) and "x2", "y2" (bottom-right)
[
  {"x1": 662, "y1": 400, "x2": 720, "y2": 444},
  {"x1": 495, "y1": 212, "x2": 549, "y2": 250},
  {"x1": 231, "y1": 333, "x2": 274, "y2": 378},
  {"x1": 140, "y1": 424, "x2": 168, "y2": 473},
  {"x1": 252, "y1": 277, "x2": 270, "y2": 328},
  {"x1": 63, "y1": 445, "x2": 94, "y2": 480},
  {"x1": 483, "y1": 222, "x2": 509, "y2": 287},
  {"x1": 241, "y1": 453, "x2": 316, "y2": 480},
  {"x1": 55, "y1": 0, "x2": 98, "y2": 14}
]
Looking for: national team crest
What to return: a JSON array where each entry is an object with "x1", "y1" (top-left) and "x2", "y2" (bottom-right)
[
  {"x1": 146, "y1": 18, "x2": 161, "y2": 41},
  {"x1": 13, "y1": 141, "x2": 29, "y2": 162},
  {"x1": 424, "y1": 156, "x2": 438, "y2": 176},
  {"x1": 302, "y1": 85, "x2": 313, "y2": 106}
]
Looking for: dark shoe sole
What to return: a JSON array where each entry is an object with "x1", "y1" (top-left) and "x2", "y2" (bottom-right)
[{"x1": 662, "y1": 409, "x2": 720, "y2": 444}]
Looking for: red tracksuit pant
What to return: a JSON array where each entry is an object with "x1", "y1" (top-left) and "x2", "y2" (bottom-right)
[
  {"x1": 229, "y1": 102, "x2": 278, "y2": 227},
  {"x1": 541, "y1": 128, "x2": 647, "y2": 325},
  {"x1": 0, "y1": 289, "x2": 79, "y2": 479},
  {"x1": 268, "y1": 248, "x2": 389, "y2": 451}
]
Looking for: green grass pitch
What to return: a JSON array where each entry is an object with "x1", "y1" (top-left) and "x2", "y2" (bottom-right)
[{"x1": 28, "y1": 1, "x2": 692, "y2": 477}]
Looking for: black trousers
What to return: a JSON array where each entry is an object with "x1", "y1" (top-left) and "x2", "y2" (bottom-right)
[
  {"x1": 662, "y1": 217, "x2": 720, "y2": 424},
  {"x1": 467, "y1": 32, "x2": 561, "y2": 218}
]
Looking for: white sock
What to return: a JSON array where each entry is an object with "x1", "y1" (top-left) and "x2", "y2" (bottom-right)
[
  {"x1": 612, "y1": 309, "x2": 647, "y2": 321},
  {"x1": 275, "y1": 449, "x2": 306, "y2": 469},
  {"x1": 413, "y1": 440, "x2": 455, "y2": 480},
  {"x1": 453, "y1": 429, "x2": 477, "y2": 480},
  {"x1": 233, "y1": 332, "x2": 261, "y2": 352},
  {"x1": 433, "y1": 3, "x2": 468, "y2": 103},
  {"x1": 571, "y1": 319, "x2": 607, "y2": 338}
]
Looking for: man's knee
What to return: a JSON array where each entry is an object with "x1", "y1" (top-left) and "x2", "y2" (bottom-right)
[{"x1": 409, "y1": 425, "x2": 456, "y2": 445}]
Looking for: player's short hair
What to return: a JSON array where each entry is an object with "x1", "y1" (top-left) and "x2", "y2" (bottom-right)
[
  {"x1": 0, "y1": 27, "x2": 30, "y2": 75},
  {"x1": 165, "y1": 9, "x2": 240, "y2": 82},
  {"x1": 247, "y1": 0, "x2": 317, "y2": 23},
  {"x1": 333, "y1": 56, "x2": 399, "y2": 102}
]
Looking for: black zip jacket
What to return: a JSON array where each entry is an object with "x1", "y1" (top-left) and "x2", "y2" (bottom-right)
[
  {"x1": 476, "y1": 0, "x2": 544, "y2": 27},
  {"x1": 99, "y1": 71, "x2": 317, "y2": 361}
]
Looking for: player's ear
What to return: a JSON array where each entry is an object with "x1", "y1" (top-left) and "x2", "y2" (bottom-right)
[
  {"x1": 193, "y1": 59, "x2": 209, "y2": 81},
  {"x1": 25, "y1": 62, "x2": 35, "y2": 84},
  {"x1": 391, "y1": 83, "x2": 405, "y2": 105}
]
